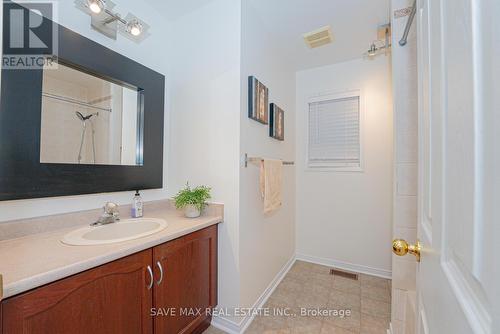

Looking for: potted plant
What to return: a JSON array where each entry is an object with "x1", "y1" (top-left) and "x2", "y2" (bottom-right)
[{"x1": 173, "y1": 183, "x2": 212, "y2": 218}]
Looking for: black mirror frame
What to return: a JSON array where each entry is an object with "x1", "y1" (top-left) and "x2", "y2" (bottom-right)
[{"x1": 0, "y1": 3, "x2": 165, "y2": 201}]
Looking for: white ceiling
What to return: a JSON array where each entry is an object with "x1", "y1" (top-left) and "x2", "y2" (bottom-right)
[
  {"x1": 143, "y1": 0, "x2": 391, "y2": 71},
  {"x1": 142, "y1": 0, "x2": 215, "y2": 22},
  {"x1": 247, "y1": 0, "x2": 391, "y2": 71}
]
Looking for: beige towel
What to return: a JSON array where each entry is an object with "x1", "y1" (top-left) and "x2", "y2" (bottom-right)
[{"x1": 259, "y1": 159, "x2": 283, "y2": 213}]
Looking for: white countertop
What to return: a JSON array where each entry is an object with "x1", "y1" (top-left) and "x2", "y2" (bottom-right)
[{"x1": 0, "y1": 201, "x2": 223, "y2": 300}]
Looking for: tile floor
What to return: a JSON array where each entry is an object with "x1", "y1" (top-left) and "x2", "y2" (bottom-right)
[{"x1": 204, "y1": 260, "x2": 391, "y2": 334}]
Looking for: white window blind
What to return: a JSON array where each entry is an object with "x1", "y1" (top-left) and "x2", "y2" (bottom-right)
[{"x1": 308, "y1": 95, "x2": 361, "y2": 168}]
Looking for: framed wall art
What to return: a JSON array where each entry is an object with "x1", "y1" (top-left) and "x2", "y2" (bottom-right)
[
  {"x1": 269, "y1": 103, "x2": 284, "y2": 141},
  {"x1": 248, "y1": 76, "x2": 269, "y2": 124}
]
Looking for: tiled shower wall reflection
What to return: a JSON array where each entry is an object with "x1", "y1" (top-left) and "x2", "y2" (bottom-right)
[{"x1": 391, "y1": 0, "x2": 418, "y2": 333}]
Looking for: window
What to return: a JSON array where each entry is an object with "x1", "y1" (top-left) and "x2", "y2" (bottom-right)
[{"x1": 307, "y1": 91, "x2": 362, "y2": 171}]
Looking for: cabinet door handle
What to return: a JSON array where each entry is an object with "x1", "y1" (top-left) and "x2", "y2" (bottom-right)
[
  {"x1": 156, "y1": 261, "x2": 164, "y2": 286},
  {"x1": 146, "y1": 265, "x2": 154, "y2": 290}
]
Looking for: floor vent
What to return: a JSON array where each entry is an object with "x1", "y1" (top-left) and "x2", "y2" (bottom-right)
[{"x1": 329, "y1": 268, "x2": 359, "y2": 280}]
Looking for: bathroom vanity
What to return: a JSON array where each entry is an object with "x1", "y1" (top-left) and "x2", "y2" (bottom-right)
[{"x1": 0, "y1": 201, "x2": 223, "y2": 334}]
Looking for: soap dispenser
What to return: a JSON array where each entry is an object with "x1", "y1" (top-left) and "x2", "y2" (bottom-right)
[{"x1": 132, "y1": 190, "x2": 143, "y2": 218}]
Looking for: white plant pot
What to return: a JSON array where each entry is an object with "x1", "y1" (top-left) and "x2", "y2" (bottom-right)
[{"x1": 184, "y1": 204, "x2": 201, "y2": 218}]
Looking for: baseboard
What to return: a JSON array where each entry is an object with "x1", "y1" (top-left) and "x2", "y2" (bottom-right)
[
  {"x1": 211, "y1": 254, "x2": 296, "y2": 334},
  {"x1": 210, "y1": 315, "x2": 241, "y2": 334},
  {"x1": 296, "y1": 253, "x2": 392, "y2": 279}
]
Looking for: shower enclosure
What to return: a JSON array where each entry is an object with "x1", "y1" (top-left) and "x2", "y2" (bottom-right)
[{"x1": 40, "y1": 62, "x2": 142, "y2": 166}]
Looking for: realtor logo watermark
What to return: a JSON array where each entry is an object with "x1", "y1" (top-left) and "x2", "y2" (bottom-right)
[{"x1": 2, "y1": 1, "x2": 58, "y2": 69}]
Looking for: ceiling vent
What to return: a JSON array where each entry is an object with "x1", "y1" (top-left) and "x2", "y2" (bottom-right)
[{"x1": 303, "y1": 25, "x2": 333, "y2": 49}]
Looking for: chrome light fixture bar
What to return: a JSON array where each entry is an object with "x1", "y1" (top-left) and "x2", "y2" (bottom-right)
[{"x1": 75, "y1": 0, "x2": 149, "y2": 42}]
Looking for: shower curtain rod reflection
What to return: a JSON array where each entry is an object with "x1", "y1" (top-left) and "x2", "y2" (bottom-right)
[{"x1": 42, "y1": 92, "x2": 112, "y2": 113}]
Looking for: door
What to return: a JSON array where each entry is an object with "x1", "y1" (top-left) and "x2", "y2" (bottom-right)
[
  {"x1": 394, "y1": 0, "x2": 500, "y2": 333},
  {"x1": 153, "y1": 225, "x2": 217, "y2": 334},
  {"x1": 2, "y1": 249, "x2": 153, "y2": 334}
]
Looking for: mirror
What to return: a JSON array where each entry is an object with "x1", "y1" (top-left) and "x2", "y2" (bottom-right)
[{"x1": 40, "y1": 62, "x2": 144, "y2": 166}]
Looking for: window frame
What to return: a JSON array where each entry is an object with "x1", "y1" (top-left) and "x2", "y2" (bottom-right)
[{"x1": 305, "y1": 89, "x2": 365, "y2": 172}]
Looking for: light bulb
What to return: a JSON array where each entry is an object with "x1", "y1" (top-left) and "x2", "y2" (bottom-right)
[
  {"x1": 127, "y1": 20, "x2": 143, "y2": 37},
  {"x1": 130, "y1": 26, "x2": 141, "y2": 36},
  {"x1": 87, "y1": 0, "x2": 105, "y2": 14}
]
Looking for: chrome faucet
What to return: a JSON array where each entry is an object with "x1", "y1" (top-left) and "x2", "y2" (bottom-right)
[{"x1": 91, "y1": 202, "x2": 120, "y2": 226}]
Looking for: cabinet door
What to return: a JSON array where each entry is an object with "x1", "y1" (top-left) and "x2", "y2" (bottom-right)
[
  {"x1": 153, "y1": 225, "x2": 217, "y2": 334},
  {"x1": 2, "y1": 249, "x2": 153, "y2": 334}
]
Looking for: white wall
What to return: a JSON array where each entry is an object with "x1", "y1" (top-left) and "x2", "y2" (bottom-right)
[
  {"x1": 167, "y1": 0, "x2": 297, "y2": 323},
  {"x1": 295, "y1": 57, "x2": 393, "y2": 276},
  {"x1": 239, "y1": 0, "x2": 296, "y2": 309},
  {"x1": 0, "y1": 0, "x2": 171, "y2": 222},
  {"x1": 165, "y1": 0, "x2": 242, "y2": 319}
]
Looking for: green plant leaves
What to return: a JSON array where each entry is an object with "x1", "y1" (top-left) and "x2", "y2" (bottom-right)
[{"x1": 173, "y1": 183, "x2": 212, "y2": 212}]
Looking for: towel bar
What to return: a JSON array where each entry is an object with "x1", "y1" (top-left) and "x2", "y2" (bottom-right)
[{"x1": 244, "y1": 153, "x2": 295, "y2": 168}]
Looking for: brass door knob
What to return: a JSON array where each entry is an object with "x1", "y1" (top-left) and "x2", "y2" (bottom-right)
[{"x1": 392, "y1": 239, "x2": 421, "y2": 262}]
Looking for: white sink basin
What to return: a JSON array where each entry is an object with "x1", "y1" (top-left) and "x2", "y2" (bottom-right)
[{"x1": 62, "y1": 218, "x2": 168, "y2": 246}]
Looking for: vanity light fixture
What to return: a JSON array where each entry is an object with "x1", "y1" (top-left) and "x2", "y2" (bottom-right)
[
  {"x1": 75, "y1": 0, "x2": 149, "y2": 42},
  {"x1": 364, "y1": 24, "x2": 391, "y2": 59}
]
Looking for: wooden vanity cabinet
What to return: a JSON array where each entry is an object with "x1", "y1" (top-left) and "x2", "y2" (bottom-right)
[{"x1": 1, "y1": 225, "x2": 218, "y2": 334}]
